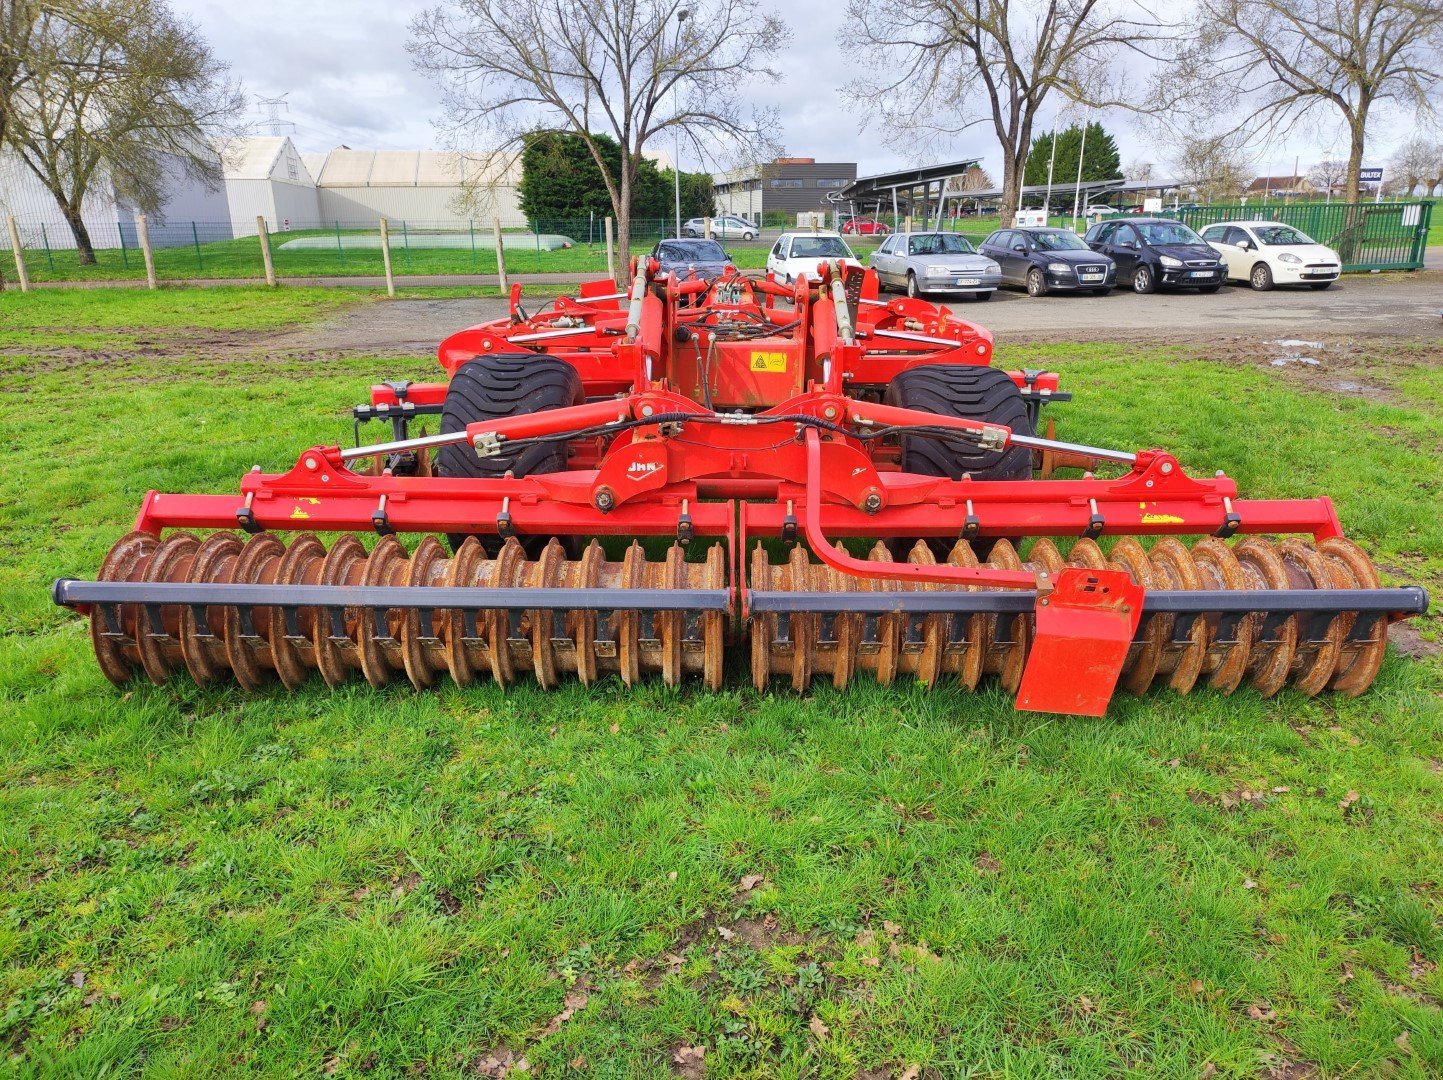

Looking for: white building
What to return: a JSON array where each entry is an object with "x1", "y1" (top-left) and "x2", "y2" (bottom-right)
[{"x1": 217, "y1": 136, "x2": 321, "y2": 234}]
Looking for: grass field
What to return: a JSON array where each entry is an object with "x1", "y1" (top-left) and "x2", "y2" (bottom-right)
[{"x1": 1, "y1": 288, "x2": 1440, "y2": 1078}]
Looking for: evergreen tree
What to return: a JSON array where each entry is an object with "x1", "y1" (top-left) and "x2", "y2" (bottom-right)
[
  {"x1": 1022, "y1": 122, "x2": 1122, "y2": 190},
  {"x1": 518, "y1": 130, "x2": 671, "y2": 223}
]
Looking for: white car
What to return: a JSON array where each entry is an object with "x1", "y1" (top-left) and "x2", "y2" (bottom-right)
[
  {"x1": 683, "y1": 215, "x2": 757, "y2": 241},
  {"x1": 765, "y1": 231, "x2": 862, "y2": 284},
  {"x1": 1198, "y1": 220, "x2": 1341, "y2": 291}
]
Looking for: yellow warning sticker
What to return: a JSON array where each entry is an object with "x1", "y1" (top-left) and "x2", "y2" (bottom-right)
[{"x1": 750, "y1": 350, "x2": 788, "y2": 373}]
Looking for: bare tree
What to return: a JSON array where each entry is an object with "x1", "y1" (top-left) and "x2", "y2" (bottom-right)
[
  {"x1": 1305, "y1": 158, "x2": 1347, "y2": 197},
  {"x1": 1124, "y1": 158, "x2": 1154, "y2": 182},
  {"x1": 840, "y1": 1, "x2": 1165, "y2": 223},
  {"x1": 1189, "y1": 0, "x2": 1443, "y2": 202},
  {"x1": 1390, "y1": 136, "x2": 1443, "y2": 197},
  {"x1": 409, "y1": 0, "x2": 786, "y2": 281},
  {"x1": 957, "y1": 165, "x2": 995, "y2": 190},
  {"x1": 1169, "y1": 128, "x2": 1253, "y2": 204},
  {"x1": 4, "y1": 0, "x2": 243, "y2": 264}
]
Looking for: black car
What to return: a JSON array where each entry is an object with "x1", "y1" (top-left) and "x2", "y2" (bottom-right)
[
  {"x1": 1082, "y1": 217, "x2": 1225, "y2": 294},
  {"x1": 979, "y1": 227, "x2": 1116, "y2": 296},
  {"x1": 649, "y1": 238, "x2": 733, "y2": 281}
]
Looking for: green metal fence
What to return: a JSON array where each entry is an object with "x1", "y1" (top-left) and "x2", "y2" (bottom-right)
[{"x1": 1153, "y1": 203, "x2": 1432, "y2": 272}]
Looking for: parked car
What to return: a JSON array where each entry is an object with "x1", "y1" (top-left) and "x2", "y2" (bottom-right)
[
  {"x1": 1197, "y1": 220, "x2": 1341, "y2": 291},
  {"x1": 650, "y1": 238, "x2": 734, "y2": 281},
  {"x1": 979, "y1": 227, "x2": 1116, "y2": 296},
  {"x1": 841, "y1": 216, "x2": 890, "y2": 236},
  {"x1": 869, "y1": 231, "x2": 1001, "y2": 300},
  {"x1": 682, "y1": 215, "x2": 757, "y2": 241},
  {"x1": 1083, "y1": 217, "x2": 1226, "y2": 293},
  {"x1": 765, "y1": 231, "x2": 862, "y2": 283}
]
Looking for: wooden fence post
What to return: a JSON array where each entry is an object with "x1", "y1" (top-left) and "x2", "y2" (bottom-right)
[
  {"x1": 378, "y1": 218, "x2": 396, "y2": 298},
  {"x1": 136, "y1": 215, "x2": 157, "y2": 290},
  {"x1": 492, "y1": 219, "x2": 508, "y2": 291},
  {"x1": 256, "y1": 215, "x2": 276, "y2": 286},
  {"x1": 604, "y1": 216, "x2": 615, "y2": 281},
  {"x1": 6, "y1": 216, "x2": 30, "y2": 293}
]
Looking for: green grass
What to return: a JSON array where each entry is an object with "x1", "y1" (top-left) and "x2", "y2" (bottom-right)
[{"x1": 1, "y1": 291, "x2": 1441, "y2": 1077}]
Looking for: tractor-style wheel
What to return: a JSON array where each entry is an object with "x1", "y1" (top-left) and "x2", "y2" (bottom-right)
[
  {"x1": 883, "y1": 365, "x2": 1035, "y2": 559},
  {"x1": 438, "y1": 354, "x2": 584, "y2": 554},
  {"x1": 1250, "y1": 263, "x2": 1274, "y2": 291},
  {"x1": 906, "y1": 272, "x2": 921, "y2": 298},
  {"x1": 1133, "y1": 265, "x2": 1156, "y2": 294}
]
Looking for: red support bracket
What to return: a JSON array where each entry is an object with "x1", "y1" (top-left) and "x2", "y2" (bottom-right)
[{"x1": 1016, "y1": 567, "x2": 1145, "y2": 717}]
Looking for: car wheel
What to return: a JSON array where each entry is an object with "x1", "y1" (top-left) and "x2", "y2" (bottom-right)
[
  {"x1": 1250, "y1": 263, "x2": 1274, "y2": 291},
  {"x1": 1026, "y1": 268, "x2": 1048, "y2": 297},
  {"x1": 1132, "y1": 265, "x2": 1156, "y2": 294},
  {"x1": 1309, "y1": 281, "x2": 1333, "y2": 290},
  {"x1": 906, "y1": 272, "x2": 921, "y2": 298},
  {"x1": 743, "y1": 231, "x2": 755, "y2": 241}
]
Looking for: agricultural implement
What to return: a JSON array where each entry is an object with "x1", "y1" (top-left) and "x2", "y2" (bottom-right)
[{"x1": 53, "y1": 261, "x2": 1426, "y2": 715}]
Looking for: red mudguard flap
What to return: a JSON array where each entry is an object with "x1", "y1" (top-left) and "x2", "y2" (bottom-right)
[{"x1": 1016, "y1": 568, "x2": 1145, "y2": 717}]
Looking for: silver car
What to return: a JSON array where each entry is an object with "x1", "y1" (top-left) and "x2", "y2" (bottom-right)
[
  {"x1": 869, "y1": 231, "x2": 1002, "y2": 300},
  {"x1": 682, "y1": 215, "x2": 757, "y2": 241}
]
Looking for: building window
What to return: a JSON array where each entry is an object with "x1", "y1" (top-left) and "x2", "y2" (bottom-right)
[
  {"x1": 769, "y1": 178, "x2": 804, "y2": 188},
  {"x1": 816, "y1": 178, "x2": 849, "y2": 188}
]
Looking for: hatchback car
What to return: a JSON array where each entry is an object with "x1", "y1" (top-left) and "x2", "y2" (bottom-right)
[
  {"x1": 868, "y1": 231, "x2": 1001, "y2": 299},
  {"x1": 682, "y1": 215, "x2": 757, "y2": 241},
  {"x1": 841, "y1": 216, "x2": 890, "y2": 236},
  {"x1": 1083, "y1": 218, "x2": 1225, "y2": 293},
  {"x1": 979, "y1": 227, "x2": 1116, "y2": 296},
  {"x1": 1197, "y1": 220, "x2": 1341, "y2": 290},
  {"x1": 649, "y1": 238, "x2": 734, "y2": 281},
  {"x1": 765, "y1": 231, "x2": 862, "y2": 284}
]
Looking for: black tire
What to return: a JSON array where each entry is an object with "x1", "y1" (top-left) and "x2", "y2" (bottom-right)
[
  {"x1": 743, "y1": 231, "x2": 755, "y2": 241},
  {"x1": 1132, "y1": 265, "x2": 1156, "y2": 294},
  {"x1": 1250, "y1": 263, "x2": 1274, "y2": 291},
  {"x1": 1197, "y1": 284, "x2": 1220, "y2": 294},
  {"x1": 1310, "y1": 280, "x2": 1332, "y2": 290},
  {"x1": 1026, "y1": 268, "x2": 1048, "y2": 297},
  {"x1": 883, "y1": 365, "x2": 1034, "y2": 559},
  {"x1": 906, "y1": 272, "x2": 921, "y2": 298},
  {"x1": 884, "y1": 365, "x2": 1035, "y2": 482},
  {"x1": 437, "y1": 354, "x2": 584, "y2": 553}
]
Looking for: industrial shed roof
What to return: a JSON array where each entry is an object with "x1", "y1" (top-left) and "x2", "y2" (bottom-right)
[{"x1": 217, "y1": 136, "x2": 315, "y2": 185}]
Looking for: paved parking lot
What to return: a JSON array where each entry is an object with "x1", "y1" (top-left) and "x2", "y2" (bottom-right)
[{"x1": 273, "y1": 269, "x2": 1442, "y2": 356}]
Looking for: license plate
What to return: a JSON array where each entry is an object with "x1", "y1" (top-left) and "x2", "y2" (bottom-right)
[
  {"x1": 956, "y1": 277, "x2": 980, "y2": 286},
  {"x1": 1079, "y1": 273, "x2": 1103, "y2": 282},
  {"x1": 1188, "y1": 271, "x2": 1214, "y2": 278}
]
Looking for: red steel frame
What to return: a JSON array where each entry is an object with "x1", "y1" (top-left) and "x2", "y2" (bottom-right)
[{"x1": 120, "y1": 260, "x2": 1355, "y2": 713}]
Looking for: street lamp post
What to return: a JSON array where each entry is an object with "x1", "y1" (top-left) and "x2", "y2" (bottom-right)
[{"x1": 673, "y1": 9, "x2": 689, "y2": 239}]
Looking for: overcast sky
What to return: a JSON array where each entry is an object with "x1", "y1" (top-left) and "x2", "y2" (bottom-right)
[{"x1": 175, "y1": 0, "x2": 1409, "y2": 180}]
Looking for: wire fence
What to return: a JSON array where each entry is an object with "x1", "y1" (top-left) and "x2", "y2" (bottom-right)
[{"x1": 4, "y1": 217, "x2": 701, "y2": 284}]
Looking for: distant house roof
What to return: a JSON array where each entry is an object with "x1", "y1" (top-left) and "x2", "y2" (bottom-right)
[{"x1": 1248, "y1": 175, "x2": 1314, "y2": 192}]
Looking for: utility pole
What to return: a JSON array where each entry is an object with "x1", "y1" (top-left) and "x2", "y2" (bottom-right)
[{"x1": 672, "y1": 9, "x2": 689, "y2": 238}]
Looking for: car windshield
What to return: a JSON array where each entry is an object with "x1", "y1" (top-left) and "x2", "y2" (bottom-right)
[
  {"x1": 1136, "y1": 222, "x2": 1205, "y2": 246},
  {"x1": 908, "y1": 234, "x2": 975, "y2": 256},
  {"x1": 658, "y1": 240, "x2": 726, "y2": 262},
  {"x1": 1254, "y1": 225, "x2": 1313, "y2": 246},
  {"x1": 790, "y1": 236, "x2": 852, "y2": 259},
  {"x1": 1030, "y1": 231, "x2": 1089, "y2": 251}
]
